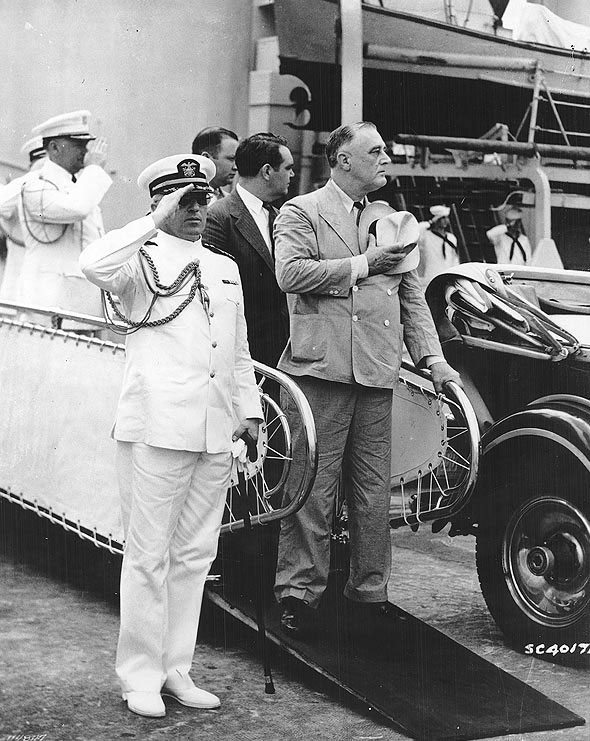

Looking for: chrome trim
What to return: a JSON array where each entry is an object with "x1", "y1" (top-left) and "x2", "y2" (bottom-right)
[
  {"x1": 462, "y1": 335, "x2": 564, "y2": 361},
  {"x1": 484, "y1": 427, "x2": 590, "y2": 473},
  {"x1": 502, "y1": 496, "x2": 590, "y2": 628},
  {"x1": 527, "y1": 394, "x2": 590, "y2": 410}
]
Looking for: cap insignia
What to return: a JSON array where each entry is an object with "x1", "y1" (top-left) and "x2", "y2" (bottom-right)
[{"x1": 179, "y1": 159, "x2": 200, "y2": 178}]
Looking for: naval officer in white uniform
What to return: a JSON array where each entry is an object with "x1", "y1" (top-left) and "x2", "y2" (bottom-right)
[
  {"x1": 80, "y1": 154, "x2": 263, "y2": 719},
  {"x1": 0, "y1": 135, "x2": 46, "y2": 305},
  {"x1": 17, "y1": 110, "x2": 111, "y2": 327}
]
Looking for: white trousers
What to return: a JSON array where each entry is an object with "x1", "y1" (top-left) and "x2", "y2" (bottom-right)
[{"x1": 115, "y1": 441, "x2": 231, "y2": 693}]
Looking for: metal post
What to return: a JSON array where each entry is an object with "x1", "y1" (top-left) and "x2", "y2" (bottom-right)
[
  {"x1": 529, "y1": 160, "x2": 552, "y2": 243},
  {"x1": 340, "y1": 0, "x2": 363, "y2": 124},
  {"x1": 527, "y1": 63, "x2": 543, "y2": 144}
]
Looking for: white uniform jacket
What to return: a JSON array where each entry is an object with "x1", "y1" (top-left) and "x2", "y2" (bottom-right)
[
  {"x1": 0, "y1": 173, "x2": 35, "y2": 301},
  {"x1": 79, "y1": 215, "x2": 262, "y2": 454},
  {"x1": 486, "y1": 224, "x2": 532, "y2": 266},
  {"x1": 417, "y1": 223, "x2": 460, "y2": 289},
  {"x1": 17, "y1": 159, "x2": 111, "y2": 316}
]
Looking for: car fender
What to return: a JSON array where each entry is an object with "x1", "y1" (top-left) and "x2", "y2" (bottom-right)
[{"x1": 482, "y1": 393, "x2": 590, "y2": 476}]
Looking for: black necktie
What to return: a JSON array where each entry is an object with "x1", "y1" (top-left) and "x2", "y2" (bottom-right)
[
  {"x1": 353, "y1": 201, "x2": 365, "y2": 225},
  {"x1": 262, "y1": 202, "x2": 276, "y2": 257},
  {"x1": 71, "y1": 174, "x2": 77, "y2": 183},
  {"x1": 431, "y1": 229, "x2": 457, "y2": 259},
  {"x1": 509, "y1": 236, "x2": 527, "y2": 262}
]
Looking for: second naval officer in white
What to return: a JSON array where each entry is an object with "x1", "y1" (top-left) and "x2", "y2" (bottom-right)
[{"x1": 80, "y1": 154, "x2": 263, "y2": 718}]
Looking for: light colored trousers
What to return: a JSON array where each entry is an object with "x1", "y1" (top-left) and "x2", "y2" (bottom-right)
[
  {"x1": 275, "y1": 377, "x2": 392, "y2": 608},
  {"x1": 115, "y1": 441, "x2": 231, "y2": 693}
]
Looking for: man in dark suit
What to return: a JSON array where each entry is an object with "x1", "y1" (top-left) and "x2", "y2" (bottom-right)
[{"x1": 204, "y1": 133, "x2": 294, "y2": 368}]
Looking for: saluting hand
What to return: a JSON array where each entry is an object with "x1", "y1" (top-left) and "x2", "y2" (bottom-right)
[
  {"x1": 151, "y1": 184, "x2": 194, "y2": 230},
  {"x1": 85, "y1": 136, "x2": 108, "y2": 169}
]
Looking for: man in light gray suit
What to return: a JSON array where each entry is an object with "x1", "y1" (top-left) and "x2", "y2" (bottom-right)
[{"x1": 273, "y1": 121, "x2": 461, "y2": 636}]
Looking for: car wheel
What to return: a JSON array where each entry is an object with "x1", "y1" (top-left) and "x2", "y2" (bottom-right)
[{"x1": 476, "y1": 487, "x2": 590, "y2": 653}]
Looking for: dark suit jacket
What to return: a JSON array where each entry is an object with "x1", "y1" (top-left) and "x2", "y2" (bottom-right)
[{"x1": 204, "y1": 190, "x2": 289, "y2": 368}]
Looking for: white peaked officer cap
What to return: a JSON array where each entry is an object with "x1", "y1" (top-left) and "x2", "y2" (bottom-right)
[
  {"x1": 20, "y1": 135, "x2": 46, "y2": 162},
  {"x1": 32, "y1": 110, "x2": 96, "y2": 141},
  {"x1": 430, "y1": 205, "x2": 451, "y2": 220},
  {"x1": 137, "y1": 154, "x2": 216, "y2": 197}
]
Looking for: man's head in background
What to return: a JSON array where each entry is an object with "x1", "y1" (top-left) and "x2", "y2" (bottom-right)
[
  {"x1": 234, "y1": 133, "x2": 294, "y2": 202},
  {"x1": 191, "y1": 126, "x2": 238, "y2": 191}
]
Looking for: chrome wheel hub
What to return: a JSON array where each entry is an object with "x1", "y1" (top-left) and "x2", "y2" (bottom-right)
[{"x1": 503, "y1": 496, "x2": 590, "y2": 627}]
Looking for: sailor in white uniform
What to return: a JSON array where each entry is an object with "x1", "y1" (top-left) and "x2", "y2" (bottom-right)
[
  {"x1": 80, "y1": 154, "x2": 262, "y2": 719},
  {"x1": 417, "y1": 205, "x2": 460, "y2": 289},
  {"x1": 0, "y1": 136, "x2": 46, "y2": 305},
  {"x1": 17, "y1": 110, "x2": 111, "y2": 327},
  {"x1": 486, "y1": 206, "x2": 532, "y2": 266}
]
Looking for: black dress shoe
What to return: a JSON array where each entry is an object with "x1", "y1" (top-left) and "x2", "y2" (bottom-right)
[{"x1": 280, "y1": 597, "x2": 307, "y2": 637}]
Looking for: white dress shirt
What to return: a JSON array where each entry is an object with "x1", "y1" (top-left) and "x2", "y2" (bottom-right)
[
  {"x1": 330, "y1": 179, "x2": 369, "y2": 286},
  {"x1": 236, "y1": 183, "x2": 273, "y2": 252}
]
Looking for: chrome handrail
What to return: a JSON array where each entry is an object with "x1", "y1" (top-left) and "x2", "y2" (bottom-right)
[
  {"x1": 0, "y1": 305, "x2": 318, "y2": 543},
  {"x1": 220, "y1": 361, "x2": 318, "y2": 534},
  {"x1": 0, "y1": 298, "x2": 124, "y2": 329}
]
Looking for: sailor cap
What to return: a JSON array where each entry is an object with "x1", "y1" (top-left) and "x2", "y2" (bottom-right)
[
  {"x1": 32, "y1": 110, "x2": 96, "y2": 141},
  {"x1": 137, "y1": 154, "x2": 216, "y2": 197},
  {"x1": 430, "y1": 205, "x2": 451, "y2": 220}
]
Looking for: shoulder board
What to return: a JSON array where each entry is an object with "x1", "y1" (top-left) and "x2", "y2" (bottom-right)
[{"x1": 203, "y1": 242, "x2": 236, "y2": 262}]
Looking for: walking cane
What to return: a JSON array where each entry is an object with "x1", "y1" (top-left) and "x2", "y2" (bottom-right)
[{"x1": 236, "y1": 431, "x2": 276, "y2": 694}]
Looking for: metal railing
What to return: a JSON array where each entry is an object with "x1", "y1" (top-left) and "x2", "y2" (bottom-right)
[{"x1": 0, "y1": 303, "x2": 318, "y2": 551}]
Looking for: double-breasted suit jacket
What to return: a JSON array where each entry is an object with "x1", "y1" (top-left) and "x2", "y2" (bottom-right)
[
  {"x1": 204, "y1": 191, "x2": 288, "y2": 368},
  {"x1": 274, "y1": 179, "x2": 443, "y2": 388}
]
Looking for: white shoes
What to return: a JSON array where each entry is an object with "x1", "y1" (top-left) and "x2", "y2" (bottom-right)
[
  {"x1": 122, "y1": 691, "x2": 166, "y2": 718},
  {"x1": 161, "y1": 683, "x2": 221, "y2": 709},
  {"x1": 122, "y1": 682, "x2": 221, "y2": 717}
]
